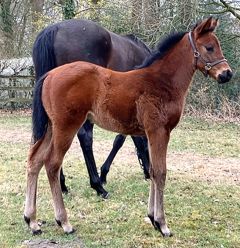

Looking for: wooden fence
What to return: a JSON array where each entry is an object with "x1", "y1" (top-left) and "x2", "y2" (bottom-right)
[{"x1": 0, "y1": 58, "x2": 34, "y2": 109}]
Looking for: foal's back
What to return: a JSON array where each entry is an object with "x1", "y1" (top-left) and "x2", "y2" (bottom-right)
[{"x1": 43, "y1": 61, "x2": 145, "y2": 135}]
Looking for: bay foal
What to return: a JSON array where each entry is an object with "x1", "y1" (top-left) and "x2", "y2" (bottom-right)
[
  {"x1": 24, "y1": 18, "x2": 232, "y2": 236},
  {"x1": 33, "y1": 19, "x2": 151, "y2": 196}
]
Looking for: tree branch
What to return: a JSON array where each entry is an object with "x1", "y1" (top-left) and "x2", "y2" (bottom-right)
[{"x1": 219, "y1": 0, "x2": 240, "y2": 20}]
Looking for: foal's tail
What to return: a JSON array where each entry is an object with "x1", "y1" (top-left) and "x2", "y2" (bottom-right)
[
  {"x1": 32, "y1": 24, "x2": 58, "y2": 80},
  {"x1": 32, "y1": 74, "x2": 49, "y2": 143},
  {"x1": 32, "y1": 24, "x2": 58, "y2": 142}
]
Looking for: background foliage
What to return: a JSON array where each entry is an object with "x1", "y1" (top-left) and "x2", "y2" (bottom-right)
[{"x1": 0, "y1": 0, "x2": 239, "y2": 116}]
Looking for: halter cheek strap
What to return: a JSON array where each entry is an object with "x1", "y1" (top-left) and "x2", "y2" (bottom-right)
[{"x1": 188, "y1": 31, "x2": 227, "y2": 77}]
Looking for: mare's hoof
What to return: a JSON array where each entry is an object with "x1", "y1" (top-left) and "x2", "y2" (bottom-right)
[
  {"x1": 97, "y1": 190, "x2": 109, "y2": 199},
  {"x1": 32, "y1": 229, "x2": 42, "y2": 235},
  {"x1": 62, "y1": 190, "x2": 69, "y2": 194},
  {"x1": 144, "y1": 172, "x2": 150, "y2": 180},
  {"x1": 101, "y1": 192, "x2": 109, "y2": 199},
  {"x1": 61, "y1": 187, "x2": 69, "y2": 194}
]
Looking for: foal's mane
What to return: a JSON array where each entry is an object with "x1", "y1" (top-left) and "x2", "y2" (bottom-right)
[
  {"x1": 136, "y1": 31, "x2": 187, "y2": 69},
  {"x1": 124, "y1": 34, "x2": 152, "y2": 53}
]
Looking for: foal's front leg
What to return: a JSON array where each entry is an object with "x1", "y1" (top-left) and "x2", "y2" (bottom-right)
[{"x1": 147, "y1": 128, "x2": 172, "y2": 237}]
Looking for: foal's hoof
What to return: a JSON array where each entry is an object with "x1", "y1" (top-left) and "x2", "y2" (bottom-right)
[
  {"x1": 24, "y1": 215, "x2": 42, "y2": 235},
  {"x1": 32, "y1": 229, "x2": 42, "y2": 235},
  {"x1": 24, "y1": 215, "x2": 30, "y2": 225},
  {"x1": 65, "y1": 228, "x2": 76, "y2": 235},
  {"x1": 147, "y1": 215, "x2": 172, "y2": 237},
  {"x1": 56, "y1": 219, "x2": 75, "y2": 234}
]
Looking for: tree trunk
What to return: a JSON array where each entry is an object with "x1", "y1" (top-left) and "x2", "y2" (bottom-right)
[
  {"x1": 142, "y1": 0, "x2": 156, "y2": 29},
  {"x1": 177, "y1": 0, "x2": 198, "y2": 29},
  {"x1": 30, "y1": 0, "x2": 44, "y2": 36},
  {"x1": 132, "y1": 0, "x2": 142, "y2": 32},
  {"x1": 0, "y1": 0, "x2": 14, "y2": 58}
]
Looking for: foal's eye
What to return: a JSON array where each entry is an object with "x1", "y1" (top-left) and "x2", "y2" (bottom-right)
[{"x1": 205, "y1": 46, "x2": 214, "y2": 52}]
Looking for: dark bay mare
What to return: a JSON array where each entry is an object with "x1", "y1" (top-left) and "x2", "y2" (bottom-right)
[
  {"x1": 24, "y1": 18, "x2": 232, "y2": 236},
  {"x1": 33, "y1": 19, "x2": 151, "y2": 198}
]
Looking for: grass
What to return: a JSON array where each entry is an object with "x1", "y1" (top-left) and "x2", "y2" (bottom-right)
[
  {"x1": 169, "y1": 116, "x2": 240, "y2": 158},
  {"x1": 0, "y1": 112, "x2": 239, "y2": 247}
]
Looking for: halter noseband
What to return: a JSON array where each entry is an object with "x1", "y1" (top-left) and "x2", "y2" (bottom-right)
[{"x1": 188, "y1": 31, "x2": 227, "y2": 77}]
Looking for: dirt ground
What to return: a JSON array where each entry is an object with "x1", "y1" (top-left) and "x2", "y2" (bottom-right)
[
  {"x1": 1, "y1": 124, "x2": 239, "y2": 186},
  {"x1": 21, "y1": 238, "x2": 85, "y2": 248}
]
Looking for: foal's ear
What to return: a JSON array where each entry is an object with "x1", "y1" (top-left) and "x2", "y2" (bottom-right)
[{"x1": 194, "y1": 17, "x2": 219, "y2": 36}]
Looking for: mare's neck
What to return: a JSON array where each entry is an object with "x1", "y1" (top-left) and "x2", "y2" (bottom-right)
[{"x1": 149, "y1": 33, "x2": 196, "y2": 96}]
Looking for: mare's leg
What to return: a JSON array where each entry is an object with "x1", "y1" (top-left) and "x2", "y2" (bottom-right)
[
  {"x1": 77, "y1": 120, "x2": 108, "y2": 198},
  {"x1": 131, "y1": 136, "x2": 150, "y2": 179},
  {"x1": 60, "y1": 168, "x2": 68, "y2": 193},
  {"x1": 24, "y1": 128, "x2": 52, "y2": 234},
  {"x1": 147, "y1": 128, "x2": 172, "y2": 237},
  {"x1": 100, "y1": 134, "x2": 126, "y2": 184}
]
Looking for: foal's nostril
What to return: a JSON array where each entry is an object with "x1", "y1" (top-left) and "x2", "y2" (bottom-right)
[
  {"x1": 227, "y1": 69, "x2": 233, "y2": 80},
  {"x1": 218, "y1": 69, "x2": 232, "y2": 84}
]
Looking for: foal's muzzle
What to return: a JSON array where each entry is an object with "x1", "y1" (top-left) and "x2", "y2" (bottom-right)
[{"x1": 217, "y1": 69, "x2": 233, "y2": 84}]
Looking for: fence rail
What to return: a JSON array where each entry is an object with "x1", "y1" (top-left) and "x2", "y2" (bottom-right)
[{"x1": 0, "y1": 57, "x2": 34, "y2": 110}]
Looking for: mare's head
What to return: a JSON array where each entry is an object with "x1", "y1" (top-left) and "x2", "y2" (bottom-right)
[{"x1": 190, "y1": 17, "x2": 232, "y2": 84}]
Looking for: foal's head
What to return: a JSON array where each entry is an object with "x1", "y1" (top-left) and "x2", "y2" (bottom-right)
[{"x1": 190, "y1": 17, "x2": 232, "y2": 84}]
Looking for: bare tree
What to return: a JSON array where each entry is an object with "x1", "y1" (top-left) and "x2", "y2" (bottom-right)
[
  {"x1": 0, "y1": 0, "x2": 14, "y2": 58},
  {"x1": 31, "y1": 0, "x2": 44, "y2": 32},
  {"x1": 177, "y1": 0, "x2": 198, "y2": 29}
]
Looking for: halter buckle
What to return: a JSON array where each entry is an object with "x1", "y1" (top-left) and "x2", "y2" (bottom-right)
[
  {"x1": 205, "y1": 63, "x2": 212, "y2": 71},
  {"x1": 194, "y1": 51, "x2": 200, "y2": 58}
]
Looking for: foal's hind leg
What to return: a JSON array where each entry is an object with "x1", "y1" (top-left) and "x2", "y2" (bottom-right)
[
  {"x1": 45, "y1": 125, "x2": 78, "y2": 234},
  {"x1": 100, "y1": 134, "x2": 126, "y2": 184},
  {"x1": 77, "y1": 120, "x2": 108, "y2": 198},
  {"x1": 24, "y1": 129, "x2": 52, "y2": 234}
]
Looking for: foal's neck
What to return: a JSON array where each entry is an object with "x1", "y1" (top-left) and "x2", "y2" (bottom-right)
[{"x1": 150, "y1": 34, "x2": 195, "y2": 97}]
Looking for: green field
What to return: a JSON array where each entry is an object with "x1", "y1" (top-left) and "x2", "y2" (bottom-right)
[{"x1": 0, "y1": 112, "x2": 239, "y2": 248}]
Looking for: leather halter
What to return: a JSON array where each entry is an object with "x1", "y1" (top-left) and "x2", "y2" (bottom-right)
[{"x1": 188, "y1": 31, "x2": 227, "y2": 77}]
